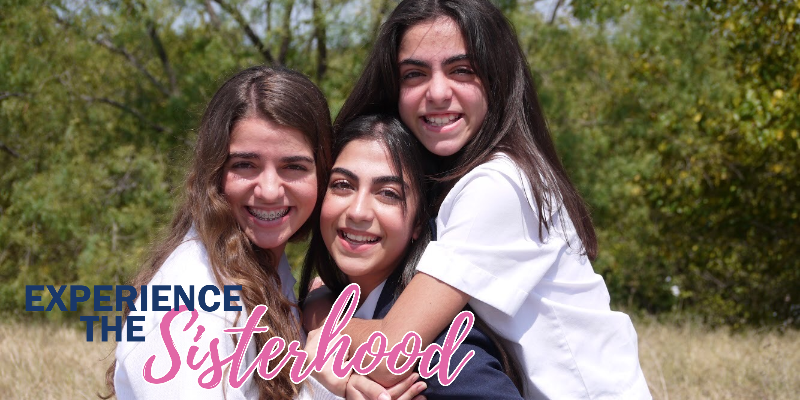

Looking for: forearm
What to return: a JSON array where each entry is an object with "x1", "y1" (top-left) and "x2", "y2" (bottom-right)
[{"x1": 344, "y1": 273, "x2": 470, "y2": 387}]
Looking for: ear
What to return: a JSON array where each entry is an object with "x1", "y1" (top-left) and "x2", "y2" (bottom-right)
[{"x1": 412, "y1": 221, "x2": 423, "y2": 241}]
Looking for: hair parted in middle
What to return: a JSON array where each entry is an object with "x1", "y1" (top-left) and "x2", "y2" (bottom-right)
[
  {"x1": 335, "y1": 0, "x2": 598, "y2": 260},
  {"x1": 104, "y1": 65, "x2": 332, "y2": 400},
  {"x1": 299, "y1": 114, "x2": 432, "y2": 302},
  {"x1": 300, "y1": 114, "x2": 526, "y2": 395}
]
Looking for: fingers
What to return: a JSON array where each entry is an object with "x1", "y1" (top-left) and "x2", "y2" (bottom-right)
[
  {"x1": 346, "y1": 374, "x2": 391, "y2": 400},
  {"x1": 310, "y1": 276, "x2": 325, "y2": 291},
  {"x1": 345, "y1": 373, "x2": 427, "y2": 400},
  {"x1": 388, "y1": 373, "x2": 426, "y2": 400}
]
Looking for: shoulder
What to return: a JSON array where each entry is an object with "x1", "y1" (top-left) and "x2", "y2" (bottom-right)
[
  {"x1": 423, "y1": 312, "x2": 523, "y2": 399},
  {"x1": 437, "y1": 153, "x2": 537, "y2": 231},
  {"x1": 444, "y1": 153, "x2": 530, "y2": 206},
  {"x1": 115, "y1": 232, "x2": 229, "y2": 363},
  {"x1": 154, "y1": 232, "x2": 216, "y2": 286}
]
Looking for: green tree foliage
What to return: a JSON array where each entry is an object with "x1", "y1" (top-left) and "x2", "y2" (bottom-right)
[
  {"x1": 539, "y1": 0, "x2": 798, "y2": 327},
  {"x1": 1, "y1": 0, "x2": 796, "y2": 327}
]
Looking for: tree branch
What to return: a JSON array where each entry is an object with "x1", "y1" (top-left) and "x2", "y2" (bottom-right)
[
  {"x1": 145, "y1": 21, "x2": 179, "y2": 95},
  {"x1": 213, "y1": 0, "x2": 275, "y2": 64},
  {"x1": 204, "y1": 0, "x2": 221, "y2": 29},
  {"x1": 312, "y1": 0, "x2": 327, "y2": 80},
  {"x1": 278, "y1": 0, "x2": 295, "y2": 65},
  {"x1": 549, "y1": 0, "x2": 564, "y2": 25},
  {"x1": 94, "y1": 37, "x2": 172, "y2": 97},
  {"x1": 0, "y1": 91, "x2": 31, "y2": 102},
  {"x1": 81, "y1": 95, "x2": 172, "y2": 134},
  {"x1": 52, "y1": 6, "x2": 174, "y2": 98},
  {"x1": 0, "y1": 141, "x2": 21, "y2": 158}
]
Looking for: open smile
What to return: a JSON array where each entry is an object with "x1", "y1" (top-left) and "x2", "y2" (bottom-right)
[
  {"x1": 247, "y1": 206, "x2": 290, "y2": 221},
  {"x1": 422, "y1": 113, "x2": 462, "y2": 128},
  {"x1": 338, "y1": 229, "x2": 381, "y2": 245}
]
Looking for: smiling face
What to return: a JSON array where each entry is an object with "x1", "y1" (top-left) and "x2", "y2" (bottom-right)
[
  {"x1": 397, "y1": 16, "x2": 488, "y2": 157},
  {"x1": 320, "y1": 138, "x2": 420, "y2": 297},
  {"x1": 223, "y1": 117, "x2": 317, "y2": 258}
]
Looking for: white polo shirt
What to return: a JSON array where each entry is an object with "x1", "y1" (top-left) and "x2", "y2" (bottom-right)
[
  {"x1": 416, "y1": 154, "x2": 651, "y2": 399},
  {"x1": 114, "y1": 229, "x2": 340, "y2": 400}
]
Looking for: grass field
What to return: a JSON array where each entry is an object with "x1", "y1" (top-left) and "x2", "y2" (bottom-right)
[{"x1": 0, "y1": 319, "x2": 797, "y2": 399}]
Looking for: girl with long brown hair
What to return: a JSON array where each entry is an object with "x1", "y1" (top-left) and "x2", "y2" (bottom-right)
[
  {"x1": 106, "y1": 65, "x2": 340, "y2": 399},
  {"x1": 313, "y1": 0, "x2": 651, "y2": 398}
]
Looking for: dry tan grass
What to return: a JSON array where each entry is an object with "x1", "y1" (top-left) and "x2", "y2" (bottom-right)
[
  {"x1": 0, "y1": 319, "x2": 797, "y2": 399},
  {"x1": 637, "y1": 318, "x2": 800, "y2": 400},
  {"x1": 0, "y1": 321, "x2": 113, "y2": 400}
]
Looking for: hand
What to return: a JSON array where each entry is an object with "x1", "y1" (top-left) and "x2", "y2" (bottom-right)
[
  {"x1": 303, "y1": 286, "x2": 336, "y2": 332},
  {"x1": 309, "y1": 276, "x2": 326, "y2": 291},
  {"x1": 306, "y1": 327, "x2": 350, "y2": 397},
  {"x1": 346, "y1": 373, "x2": 427, "y2": 400}
]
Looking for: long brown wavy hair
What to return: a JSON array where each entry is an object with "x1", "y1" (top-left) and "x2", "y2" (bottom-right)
[
  {"x1": 103, "y1": 65, "x2": 332, "y2": 399},
  {"x1": 335, "y1": 0, "x2": 597, "y2": 259}
]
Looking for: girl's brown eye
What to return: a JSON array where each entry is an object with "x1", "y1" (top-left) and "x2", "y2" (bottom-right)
[
  {"x1": 401, "y1": 71, "x2": 424, "y2": 80},
  {"x1": 379, "y1": 188, "x2": 403, "y2": 201},
  {"x1": 330, "y1": 180, "x2": 353, "y2": 191}
]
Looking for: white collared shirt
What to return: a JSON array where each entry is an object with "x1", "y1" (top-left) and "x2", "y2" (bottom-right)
[
  {"x1": 114, "y1": 229, "x2": 338, "y2": 400},
  {"x1": 416, "y1": 154, "x2": 651, "y2": 399}
]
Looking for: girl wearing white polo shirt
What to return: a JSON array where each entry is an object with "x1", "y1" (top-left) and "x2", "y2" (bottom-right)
[{"x1": 325, "y1": 0, "x2": 652, "y2": 398}]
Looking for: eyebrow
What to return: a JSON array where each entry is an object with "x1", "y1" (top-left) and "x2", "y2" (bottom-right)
[
  {"x1": 227, "y1": 153, "x2": 314, "y2": 164},
  {"x1": 228, "y1": 152, "x2": 259, "y2": 160},
  {"x1": 282, "y1": 155, "x2": 314, "y2": 164},
  {"x1": 373, "y1": 176, "x2": 405, "y2": 186},
  {"x1": 331, "y1": 167, "x2": 407, "y2": 187},
  {"x1": 331, "y1": 167, "x2": 358, "y2": 181},
  {"x1": 398, "y1": 54, "x2": 471, "y2": 69}
]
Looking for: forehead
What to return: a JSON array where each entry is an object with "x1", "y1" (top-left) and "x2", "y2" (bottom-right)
[
  {"x1": 398, "y1": 16, "x2": 466, "y2": 61},
  {"x1": 229, "y1": 118, "x2": 312, "y2": 153},
  {"x1": 334, "y1": 139, "x2": 396, "y2": 174}
]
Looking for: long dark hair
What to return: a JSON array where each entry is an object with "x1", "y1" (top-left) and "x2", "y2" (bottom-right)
[
  {"x1": 104, "y1": 65, "x2": 332, "y2": 400},
  {"x1": 300, "y1": 114, "x2": 431, "y2": 300},
  {"x1": 300, "y1": 114, "x2": 524, "y2": 394},
  {"x1": 335, "y1": 0, "x2": 597, "y2": 259}
]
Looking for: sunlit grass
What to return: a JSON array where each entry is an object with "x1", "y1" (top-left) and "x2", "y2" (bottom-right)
[
  {"x1": 0, "y1": 321, "x2": 113, "y2": 400},
  {"x1": 637, "y1": 317, "x2": 799, "y2": 400},
  {"x1": 0, "y1": 318, "x2": 797, "y2": 399}
]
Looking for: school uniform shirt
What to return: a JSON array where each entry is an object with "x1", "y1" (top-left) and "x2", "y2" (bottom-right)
[
  {"x1": 353, "y1": 271, "x2": 524, "y2": 400},
  {"x1": 114, "y1": 228, "x2": 341, "y2": 400},
  {"x1": 415, "y1": 154, "x2": 651, "y2": 399}
]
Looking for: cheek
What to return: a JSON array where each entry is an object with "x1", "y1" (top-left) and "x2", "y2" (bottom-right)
[
  {"x1": 385, "y1": 211, "x2": 415, "y2": 245},
  {"x1": 295, "y1": 177, "x2": 318, "y2": 211},
  {"x1": 221, "y1": 174, "x2": 241, "y2": 204},
  {"x1": 398, "y1": 89, "x2": 417, "y2": 120},
  {"x1": 319, "y1": 195, "x2": 339, "y2": 227}
]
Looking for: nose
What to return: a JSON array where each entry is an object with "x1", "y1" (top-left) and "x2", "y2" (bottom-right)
[
  {"x1": 345, "y1": 190, "x2": 373, "y2": 224},
  {"x1": 253, "y1": 168, "x2": 284, "y2": 202},
  {"x1": 425, "y1": 72, "x2": 452, "y2": 105}
]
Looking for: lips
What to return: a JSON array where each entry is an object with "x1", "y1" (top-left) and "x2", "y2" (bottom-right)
[
  {"x1": 247, "y1": 206, "x2": 290, "y2": 221},
  {"x1": 338, "y1": 229, "x2": 381, "y2": 245},
  {"x1": 423, "y1": 113, "x2": 462, "y2": 127}
]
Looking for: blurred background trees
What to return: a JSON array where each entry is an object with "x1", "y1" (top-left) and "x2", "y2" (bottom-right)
[{"x1": 1, "y1": 0, "x2": 797, "y2": 327}]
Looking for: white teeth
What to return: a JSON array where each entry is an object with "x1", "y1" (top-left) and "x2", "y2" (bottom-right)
[
  {"x1": 425, "y1": 114, "x2": 460, "y2": 127},
  {"x1": 342, "y1": 231, "x2": 380, "y2": 243},
  {"x1": 248, "y1": 207, "x2": 289, "y2": 221}
]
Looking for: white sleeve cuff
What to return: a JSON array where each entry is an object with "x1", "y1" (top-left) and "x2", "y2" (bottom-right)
[
  {"x1": 416, "y1": 243, "x2": 529, "y2": 317},
  {"x1": 296, "y1": 377, "x2": 345, "y2": 400}
]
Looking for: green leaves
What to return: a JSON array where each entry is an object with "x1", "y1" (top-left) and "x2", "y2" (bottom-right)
[{"x1": 1, "y1": 0, "x2": 795, "y2": 326}]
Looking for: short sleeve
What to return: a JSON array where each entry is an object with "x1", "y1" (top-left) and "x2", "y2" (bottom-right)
[{"x1": 416, "y1": 158, "x2": 566, "y2": 317}]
